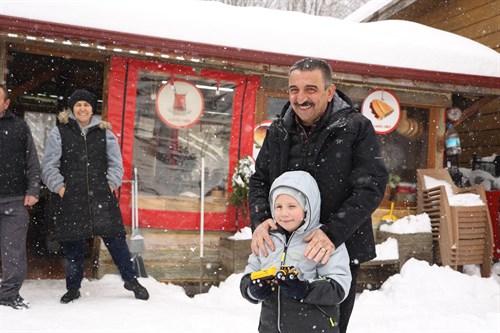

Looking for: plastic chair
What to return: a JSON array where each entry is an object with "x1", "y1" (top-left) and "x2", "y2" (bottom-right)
[{"x1": 416, "y1": 168, "x2": 493, "y2": 277}]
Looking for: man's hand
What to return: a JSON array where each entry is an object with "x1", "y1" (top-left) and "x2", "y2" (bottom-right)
[
  {"x1": 24, "y1": 195, "x2": 38, "y2": 207},
  {"x1": 58, "y1": 186, "x2": 66, "y2": 198},
  {"x1": 304, "y1": 228, "x2": 336, "y2": 265},
  {"x1": 251, "y1": 218, "x2": 278, "y2": 257}
]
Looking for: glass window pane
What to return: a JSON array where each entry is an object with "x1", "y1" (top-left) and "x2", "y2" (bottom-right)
[
  {"x1": 378, "y1": 107, "x2": 429, "y2": 182},
  {"x1": 24, "y1": 111, "x2": 58, "y2": 162},
  {"x1": 377, "y1": 106, "x2": 429, "y2": 205},
  {"x1": 267, "y1": 97, "x2": 288, "y2": 119},
  {"x1": 133, "y1": 70, "x2": 235, "y2": 212}
]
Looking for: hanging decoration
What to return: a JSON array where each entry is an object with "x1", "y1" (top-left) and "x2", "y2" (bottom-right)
[
  {"x1": 361, "y1": 89, "x2": 401, "y2": 134},
  {"x1": 446, "y1": 107, "x2": 463, "y2": 122},
  {"x1": 155, "y1": 78, "x2": 205, "y2": 129}
]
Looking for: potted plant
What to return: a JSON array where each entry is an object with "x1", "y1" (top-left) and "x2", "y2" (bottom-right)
[
  {"x1": 228, "y1": 156, "x2": 255, "y2": 230},
  {"x1": 221, "y1": 157, "x2": 255, "y2": 277}
]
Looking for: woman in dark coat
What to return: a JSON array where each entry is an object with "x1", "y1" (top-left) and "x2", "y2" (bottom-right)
[{"x1": 42, "y1": 89, "x2": 149, "y2": 303}]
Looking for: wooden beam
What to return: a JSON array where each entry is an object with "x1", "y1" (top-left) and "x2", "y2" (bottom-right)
[
  {"x1": 9, "y1": 67, "x2": 62, "y2": 100},
  {"x1": 0, "y1": 42, "x2": 6, "y2": 84},
  {"x1": 428, "y1": 107, "x2": 444, "y2": 168},
  {"x1": 452, "y1": 96, "x2": 496, "y2": 127}
]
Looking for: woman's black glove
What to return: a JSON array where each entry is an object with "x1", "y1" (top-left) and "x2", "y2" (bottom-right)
[
  {"x1": 278, "y1": 271, "x2": 310, "y2": 300},
  {"x1": 247, "y1": 278, "x2": 275, "y2": 301}
]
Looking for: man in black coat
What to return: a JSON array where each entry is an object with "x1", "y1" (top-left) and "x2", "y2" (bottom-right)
[
  {"x1": 0, "y1": 84, "x2": 41, "y2": 309},
  {"x1": 249, "y1": 58, "x2": 388, "y2": 333}
]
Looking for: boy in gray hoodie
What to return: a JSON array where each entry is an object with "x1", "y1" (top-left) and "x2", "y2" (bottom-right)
[{"x1": 240, "y1": 170, "x2": 351, "y2": 333}]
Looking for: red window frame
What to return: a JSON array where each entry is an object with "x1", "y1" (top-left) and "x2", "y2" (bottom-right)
[{"x1": 107, "y1": 57, "x2": 260, "y2": 231}]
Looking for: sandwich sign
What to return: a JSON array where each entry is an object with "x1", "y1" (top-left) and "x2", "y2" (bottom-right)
[{"x1": 361, "y1": 89, "x2": 400, "y2": 134}]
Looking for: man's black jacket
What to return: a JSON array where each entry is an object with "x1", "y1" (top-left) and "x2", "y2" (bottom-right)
[{"x1": 249, "y1": 90, "x2": 388, "y2": 264}]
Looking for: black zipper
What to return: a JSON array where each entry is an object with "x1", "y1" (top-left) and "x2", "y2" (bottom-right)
[
  {"x1": 82, "y1": 130, "x2": 93, "y2": 234},
  {"x1": 277, "y1": 232, "x2": 294, "y2": 333}
]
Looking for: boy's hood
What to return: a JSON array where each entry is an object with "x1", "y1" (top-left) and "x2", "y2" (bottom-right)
[{"x1": 269, "y1": 171, "x2": 321, "y2": 234}]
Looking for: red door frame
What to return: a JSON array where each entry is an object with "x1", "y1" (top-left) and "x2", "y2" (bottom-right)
[{"x1": 107, "y1": 57, "x2": 260, "y2": 231}]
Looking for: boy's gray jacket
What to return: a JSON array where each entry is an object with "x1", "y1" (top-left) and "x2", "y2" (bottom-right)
[{"x1": 241, "y1": 170, "x2": 351, "y2": 332}]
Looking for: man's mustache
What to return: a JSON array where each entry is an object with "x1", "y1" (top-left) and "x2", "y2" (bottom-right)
[{"x1": 294, "y1": 101, "x2": 314, "y2": 108}]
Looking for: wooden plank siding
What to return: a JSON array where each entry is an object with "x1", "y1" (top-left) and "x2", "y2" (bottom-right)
[
  {"x1": 380, "y1": 0, "x2": 500, "y2": 167},
  {"x1": 476, "y1": 30, "x2": 500, "y2": 50},
  {"x1": 458, "y1": 97, "x2": 500, "y2": 164},
  {"x1": 391, "y1": 0, "x2": 500, "y2": 51},
  {"x1": 97, "y1": 230, "x2": 231, "y2": 285}
]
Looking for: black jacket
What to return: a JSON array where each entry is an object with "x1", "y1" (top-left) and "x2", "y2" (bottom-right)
[
  {"x1": 241, "y1": 273, "x2": 342, "y2": 333},
  {"x1": 249, "y1": 91, "x2": 388, "y2": 264},
  {"x1": 0, "y1": 110, "x2": 40, "y2": 198},
  {"x1": 53, "y1": 118, "x2": 125, "y2": 241}
]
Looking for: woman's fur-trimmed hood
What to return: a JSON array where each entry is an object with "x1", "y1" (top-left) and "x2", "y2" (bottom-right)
[{"x1": 58, "y1": 109, "x2": 111, "y2": 130}]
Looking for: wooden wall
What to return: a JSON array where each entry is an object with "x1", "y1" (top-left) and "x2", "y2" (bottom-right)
[
  {"x1": 97, "y1": 230, "x2": 232, "y2": 294},
  {"x1": 387, "y1": 0, "x2": 500, "y2": 166},
  {"x1": 391, "y1": 0, "x2": 500, "y2": 52},
  {"x1": 458, "y1": 97, "x2": 500, "y2": 165}
]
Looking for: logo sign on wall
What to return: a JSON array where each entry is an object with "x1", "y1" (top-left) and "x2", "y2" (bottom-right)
[
  {"x1": 155, "y1": 79, "x2": 205, "y2": 129},
  {"x1": 361, "y1": 89, "x2": 401, "y2": 134}
]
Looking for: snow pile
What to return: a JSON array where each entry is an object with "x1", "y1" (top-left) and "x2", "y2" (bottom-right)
[
  {"x1": 379, "y1": 213, "x2": 432, "y2": 234},
  {"x1": 424, "y1": 175, "x2": 484, "y2": 206},
  {"x1": 374, "y1": 238, "x2": 399, "y2": 260},
  {"x1": 1, "y1": 261, "x2": 498, "y2": 332},
  {"x1": 228, "y1": 226, "x2": 252, "y2": 240},
  {"x1": 350, "y1": 259, "x2": 500, "y2": 333},
  {"x1": 1, "y1": 0, "x2": 499, "y2": 77}
]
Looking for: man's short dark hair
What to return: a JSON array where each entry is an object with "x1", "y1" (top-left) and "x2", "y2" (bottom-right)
[
  {"x1": 0, "y1": 84, "x2": 9, "y2": 101},
  {"x1": 288, "y1": 58, "x2": 333, "y2": 90}
]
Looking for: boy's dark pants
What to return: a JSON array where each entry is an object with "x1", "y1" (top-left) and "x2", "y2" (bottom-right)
[{"x1": 339, "y1": 263, "x2": 360, "y2": 333}]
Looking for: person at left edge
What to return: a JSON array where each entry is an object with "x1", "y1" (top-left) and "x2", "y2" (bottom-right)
[
  {"x1": 0, "y1": 84, "x2": 41, "y2": 310},
  {"x1": 42, "y1": 89, "x2": 149, "y2": 304}
]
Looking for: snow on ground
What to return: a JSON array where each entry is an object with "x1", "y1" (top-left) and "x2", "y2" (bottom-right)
[
  {"x1": 1, "y1": 215, "x2": 498, "y2": 332},
  {"x1": 1, "y1": 261, "x2": 498, "y2": 332}
]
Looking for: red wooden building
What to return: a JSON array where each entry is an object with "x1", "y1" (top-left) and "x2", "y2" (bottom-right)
[{"x1": 0, "y1": 1, "x2": 498, "y2": 288}]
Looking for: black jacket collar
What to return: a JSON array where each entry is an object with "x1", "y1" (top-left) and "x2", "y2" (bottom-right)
[{"x1": 0, "y1": 109, "x2": 13, "y2": 120}]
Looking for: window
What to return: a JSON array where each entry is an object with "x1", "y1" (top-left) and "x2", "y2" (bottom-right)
[
  {"x1": 377, "y1": 106, "x2": 429, "y2": 206},
  {"x1": 133, "y1": 70, "x2": 235, "y2": 213},
  {"x1": 256, "y1": 89, "x2": 288, "y2": 124},
  {"x1": 378, "y1": 106, "x2": 429, "y2": 183}
]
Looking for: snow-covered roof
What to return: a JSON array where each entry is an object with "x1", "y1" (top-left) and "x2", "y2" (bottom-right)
[
  {"x1": 1, "y1": 0, "x2": 499, "y2": 79},
  {"x1": 344, "y1": 0, "x2": 394, "y2": 22}
]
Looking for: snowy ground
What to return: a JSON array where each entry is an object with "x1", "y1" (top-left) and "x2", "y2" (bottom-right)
[{"x1": 1, "y1": 260, "x2": 498, "y2": 333}]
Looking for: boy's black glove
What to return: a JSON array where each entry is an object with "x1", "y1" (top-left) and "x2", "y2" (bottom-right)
[
  {"x1": 247, "y1": 278, "x2": 275, "y2": 301},
  {"x1": 277, "y1": 271, "x2": 309, "y2": 300}
]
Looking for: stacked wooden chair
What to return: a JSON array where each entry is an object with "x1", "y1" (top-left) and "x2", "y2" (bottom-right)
[{"x1": 416, "y1": 168, "x2": 493, "y2": 277}]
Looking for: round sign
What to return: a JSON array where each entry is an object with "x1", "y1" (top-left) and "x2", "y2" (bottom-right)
[
  {"x1": 253, "y1": 120, "x2": 272, "y2": 148},
  {"x1": 155, "y1": 79, "x2": 204, "y2": 129},
  {"x1": 252, "y1": 120, "x2": 272, "y2": 160},
  {"x1": 361, "y1": 89, "x2": 401, "y2": 134}
]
